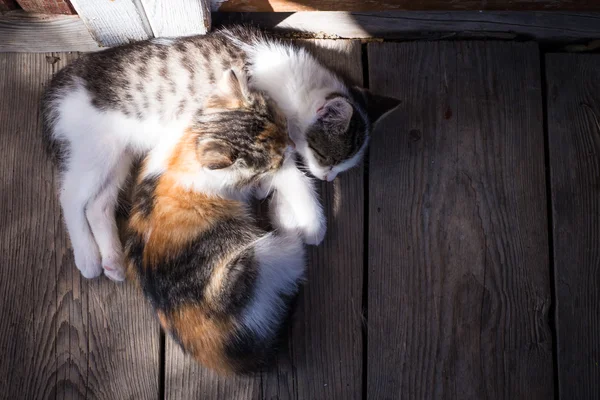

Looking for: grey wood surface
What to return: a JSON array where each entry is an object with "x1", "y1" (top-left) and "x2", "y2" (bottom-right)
[
  {"x1": 367, "y1": 41, "x2": 554, "y2": 399},
  {"x1": 0, "y1": 52, "x2": 160, "y2": 400},
  {"x1": 270, "y1": 39, "x2": 365, "y2": 400},
  {"x1": 546, "y1": 54, "x2": 600, "y2": 400},
  {"x1": 0, "y1": 11, "x2": 101, "y2": 52}
]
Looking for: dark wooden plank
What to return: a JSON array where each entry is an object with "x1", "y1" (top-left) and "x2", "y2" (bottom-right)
[
  {"x1": 164, "y1": 40, "x2": 364, "y2": 400},
  {"x1": 546, "y1": 54, "x2": 600, "y2": 400},
  {"x1": 211, "y1": 0, "x2": 600, "y2": 12},
  {"x1": 214, "y1": 11, "x2": 600, "y2": 42},
  {"x1": 16, "y1": 0, "x2": 74, "y2": 14},
  {"x1": 263, "y1": 39, "x2": 365, "y2": 400},
  {"x1": 0, "y1": 53, "x2": 160, "y2": 399},
  {"x1": 367, "y1": 41, "x2": 554, "y2": 399}
]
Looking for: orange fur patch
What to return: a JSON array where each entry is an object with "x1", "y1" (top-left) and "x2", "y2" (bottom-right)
[
  {"x1": 128, "y1": 129, "x2": 248, "y2": 268},
  {"x1": 168, "y1": 305, "x2": 236, "y2": 374}
]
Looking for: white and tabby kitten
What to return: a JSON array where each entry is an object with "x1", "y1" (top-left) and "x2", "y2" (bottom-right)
[{"x1": 42, "y1": 26, "x2": 400, "y2": 281}]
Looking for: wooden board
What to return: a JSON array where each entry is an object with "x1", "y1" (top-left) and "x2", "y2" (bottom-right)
[
  {"x1": 69, "y1": 0, "x2": 152, "y2": 46},
  {"x1": 0, "y1": 53, "x2": 160, "y2": 399},
  {"x1": 140, "y1": 0, "x2": 210, "y2": 37},
  {"x1": 163, "y1": 39, "x2": 364, "y2": 399},
  {"x1": 546, "y1": 54, "x2": 600, "y2": 400},
  {"x1": 367, "y1": 42, "x2": 554, "y2": 399},
  {"x1": 16, "y1": 0, "x2": 74, "y2": 14},
  {"x1": 263, "y1": 39, "x2": 365, "y2": 400},
  {"x1": 211, "y1": 0, "x2": 600, "y2": 11},
  {"x1": 0, "y1": 11, "x2": 100, "y2": 52},
  {"x1": 215, "y1": 11, "x2": 600, "y2": 42}
]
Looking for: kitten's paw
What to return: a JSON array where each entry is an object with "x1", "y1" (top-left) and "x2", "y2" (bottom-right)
[
  {"x1": 301, "y1": 214, "x2": 326, "y2": 246},
  {"x1": 102, "y1": 254, "x2": 126, "y2": 282},
  {"x1": 74, "y1": 249, "x2": 103, "y2": 279}
]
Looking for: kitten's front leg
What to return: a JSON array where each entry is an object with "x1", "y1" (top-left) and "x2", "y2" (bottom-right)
[{"x1": 268, "y1": 156, "x2": 326, "y2": 246}]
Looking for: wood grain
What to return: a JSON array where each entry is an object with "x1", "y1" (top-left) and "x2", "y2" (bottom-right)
[
  {"x1": 367, "y1": 42, "x2": 554, "y2": 399},
  {"x1": 140, "y1": 0, "x2": 210, "y2": 38},
  {"x1": 215, "y1": 11, "x2": 600, "y2": 42},
  {"x1": 69, "y1": 0, "x2": 152, "y2": 46},
  {"x1": 163, "y1": 40, "x2": 364, "y2": 400},
  {"x1": 263, "y1": 39, "x2": 365, "y2": 400},
  {"x1": 211, "y1": 0, "x2": 600, "y2": 12},
  {"x1": 0, "y1": 53, "x2": 160, "y2": 399},
  {"x1": 0, "y1": 11, "x2": 100, "y2": 52},
  {"x1": 546, "y1": 54, "x2": 600, "y2": 400},
  {"x1": 0, "y1": 52, "x2": 63, "y2": 400},
  {"x1": 16, "y1": 0, "x2": 74, "y2": 14}
]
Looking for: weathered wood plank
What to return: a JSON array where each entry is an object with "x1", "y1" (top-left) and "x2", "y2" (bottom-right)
[
  {"x1": 140, "y1": 0, "x2": 210, "y2": 37},
  {"x1": 16, "y1": 0, "x2": 74, "y2": 14},
  {"x1": 0, "y1": 11, "x2": 101, "y2": 52},
  {"x1": 211, "y1": 0, "x2": 600, "y2": 12},
  {"x1": 0, "y1": 53, "x2": 160, "y2": 399},
  {"x1": 164, "y1": 39, "x2": 364, "y2": 400},
  {"x1": 546, "y1": 54, "x2": 600, "y2": 400},
  {"x1": 0, "y1": 52, "x2": 64, "y2": 400},
  {"x1": 69, "y1": 0, "x2": 152, "y2": 46},
  {"x1": 367, "y1": 41, "x2": 554, "y2": 399},
  {"x1": 215, "y1": 11, "x2": 600, "y2": 42},
  {"x1": 262, "y1": 39, "x2": 365, "y2": 400}
]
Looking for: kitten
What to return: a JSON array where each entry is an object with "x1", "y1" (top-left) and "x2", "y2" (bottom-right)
[
  {"x1": 41, "y1": 26, "x2": 399, "y2": 281},
  {"x1": 126, "y1": 70, "x2": 304, "y2": 374}
]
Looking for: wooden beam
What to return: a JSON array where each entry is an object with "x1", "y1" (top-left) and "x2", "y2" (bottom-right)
[
  {"x1": 215, "y1": 11, "x2": 600, "y2": 42},
  {"x1": 211, "y1": 0, "x2": 600, "y2": 12},
  {"x1": 69, "y1": 0, "x2": 152, "y2": 46},
  {"x1": 16, "y1": 0, "x2": 74, "y2": 14},
  {"x1": 140, "y1": 0, "x2": 210, "y2": 37}
]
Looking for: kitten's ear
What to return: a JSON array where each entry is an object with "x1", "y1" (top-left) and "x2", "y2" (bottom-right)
[
  {"x1": 317, "y1": 97, "x2": 353, "y2": 133},
  {"x1": 218, "y1": 69, "x2": 250, "y2": 102},
  {"x1": 355, "y1": 87, "x2": 401, "y2": 124},
  {"x1": 196, "y1": 138, "x2": 235, "y2": 170}
]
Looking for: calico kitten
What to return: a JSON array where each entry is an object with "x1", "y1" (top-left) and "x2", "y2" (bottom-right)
[
  {"x1": 126, "y1": 70, "x2": 304, "y2": 374},
  {"x1": 41, "y1": 26, "x2": 399, "y2": 281}
]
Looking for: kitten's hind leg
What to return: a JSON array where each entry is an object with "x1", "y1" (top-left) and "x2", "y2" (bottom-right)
[
  {"x1": 86, "y1": 153, "x2": 133, "y2": 282},
  {"x1": 59, "y1": 163, "x2": 104, "y2": 279}
]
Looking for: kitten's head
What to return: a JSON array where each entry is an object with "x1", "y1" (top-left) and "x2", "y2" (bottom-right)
[
  {"x1": 192, "y1": 69, "x2": 292, "y2": 187},
  {"x1": 303, "y1": 88, "x2": 401, "y2": 181}
]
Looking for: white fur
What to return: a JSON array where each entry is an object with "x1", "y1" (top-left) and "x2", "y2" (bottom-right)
[
  {"x1": 260, "y1": 155, "x2": 326, "y2": 245},
  {"x1": 242, "y1": 231, "x2": 305, "y2": 339},
  {"x1": 50, "y1": 83, "x2": 195, "y2": 280},
  {"x1": 49, "y1": 33, "x2": 356, "y2": 280}
]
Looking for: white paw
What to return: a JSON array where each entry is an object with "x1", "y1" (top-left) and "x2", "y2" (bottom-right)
[
  {"x1": 74, "y1": 248, "x2": 103, "y2": 279},
  {"x1": 270, "y1": 194, "x2": 327, "y2": 246},
  {"x1": 102, "y1": 253, "x2": 126, "y2": 282},
  {"x1": 299, "y1": 211, "x2": 326, "y2": 246}
]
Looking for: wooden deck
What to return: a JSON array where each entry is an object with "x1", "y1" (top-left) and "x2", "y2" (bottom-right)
[{"x1": 0, "y1": 40, "x2": 598, "y2": 399}]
